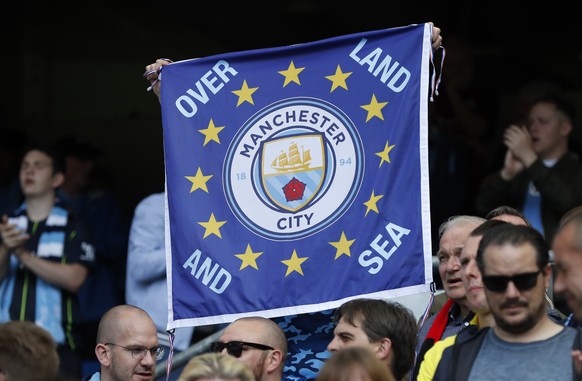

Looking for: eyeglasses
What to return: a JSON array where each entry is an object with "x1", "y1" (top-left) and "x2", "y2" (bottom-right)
[
  {"x1": 105, "y1": 343, "x2": 165, "y2": 360},
  {"x1": 210, "y1": 341, "x2": 274, "y2": 358},
  {"x1": 482, "y1": 270, "x2": 542, "y2": 292}
]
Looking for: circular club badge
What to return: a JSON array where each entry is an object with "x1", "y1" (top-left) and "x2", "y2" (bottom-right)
[{"x1": 223, "y1": 97, "x2": 364, "y2": 240}]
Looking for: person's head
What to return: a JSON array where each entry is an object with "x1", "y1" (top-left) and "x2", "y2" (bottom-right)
[
  {"x1": 19, "y1": 143, "x2": 65, "y2": 200},
  {"x1": 515, "y1": 80, "x2": 563, "y2": 126},
  {"x1": 95, "y1": 304, "x2": 160, "y2": 381},
  {"x1": 526, "y1": 93, "x2": 575, "y2": 160},
  {"x1": 316, "y1": 346, "x2": 396, "y2": 381},
  {"x1": 0, "y1": 321, "x2": 59, "y2": 381},
  {"x1": 437, "y1": 215, "x2": 486, "y2": 305},
  {"x1": 461, "y1": 219, "x2": 510, "y2": 315},
  {"x1": 552, "y1": 205, "x2": 582, "y2": 320},
  {"x1": 327, "y1": 298, "x2": 416, "y2": 381},
  {"x1": 178, "y1": 352, "x2": 255, "y2": 381},
  {"x1": 477, "y1": 224, "x2": 551, "y2": 334},
  {"x1": 212, "y1": 316, "x2": 287, "y2": 381},
  {"x1": 485, "y1": 205, "x2": 531, "y2": 227},
  {"x1": 55, "y1": 134, "x2": 103, "y2": 194}
]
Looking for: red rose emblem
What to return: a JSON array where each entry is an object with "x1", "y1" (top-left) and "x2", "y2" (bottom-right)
[{"x1": 282, "y1": 177, "x2": 306, "y2": 202}]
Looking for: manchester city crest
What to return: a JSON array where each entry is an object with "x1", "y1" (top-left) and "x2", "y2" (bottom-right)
[{"x1": 223, "y1": 97, "x2": 364, "y2": 240}]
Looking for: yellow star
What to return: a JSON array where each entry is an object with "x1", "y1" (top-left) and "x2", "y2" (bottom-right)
[
  {"x1": 235, "y1": 244, "x2": 263, "y2": 270},
  {"x1": 185, "y1": 168, "x2": 213, "y2": 193},
  {"x1": 329, "y1": 231, "x2": 356, "y2": 259},
  {"x1": 278, "y1": 61, "x2": 305, "y2": 87},
  {"x1": 198, "y1": 118, "x2": 225, "y2": 146},
  {"x1": 198, "y1": 213, "x2": 226, "y2": 238},
  {"x1": 363, "y1": 190, "x2": 384, "y2": 217},
  {"x1": 325, "y1": 65, "x2": 352, "y2": 92},
  {"x1": 360, "y1": 94, "x2": 388, "y2": 122},
  {"x1": 375, "y1": 141, "x2": 396, "y2": 167},
  {"x1": 281, "y1": 250, "x2": 308, "y2": 277},
  {"x1": 232, "y1": 80, "x2": 258, "y2": 106}
]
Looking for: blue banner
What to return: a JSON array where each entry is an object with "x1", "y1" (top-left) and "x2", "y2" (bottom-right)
[{"x1": 161, "y1": 23, "x2": 434, "y2": 328}]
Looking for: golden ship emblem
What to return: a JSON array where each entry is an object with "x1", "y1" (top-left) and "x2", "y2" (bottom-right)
[{"x1": 271, "y1": 142, "x2": 312, "y2": 173}]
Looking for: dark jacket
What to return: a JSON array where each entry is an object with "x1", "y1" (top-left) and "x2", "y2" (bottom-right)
[{"x1": 476, "y1": 153, "x2": 582, "y2": 243}]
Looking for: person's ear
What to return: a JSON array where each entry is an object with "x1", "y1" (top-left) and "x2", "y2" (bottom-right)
[
  {"x1": 95, "y1": 343, "x2": 111, "y2": 366},
  {"x1": 265, "y1": 349, "x2": 284, "y2": 374},
  {"x1": 543, "y1": 264, "x2": 552, "y2": 289},
  {"x1": 52, "y1": 172, "x2": 65, "y2": 188},
  {"x1": 560, "y1": 119, "x2": 573, "y2": 137},
  {"x1": 376, "y1": 337, "x2": 392, "y2": 360}
]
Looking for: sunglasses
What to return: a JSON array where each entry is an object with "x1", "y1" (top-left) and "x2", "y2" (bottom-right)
[
  {"x1": 210, "y1": 341, "x2": 274, "y2": 358},
  {"x1": 482, "y1": 270, "x2": 542, "y2": 292}
]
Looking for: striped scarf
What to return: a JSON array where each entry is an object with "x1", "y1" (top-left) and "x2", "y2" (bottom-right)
[{"x1": 0, "y1": 204, "x2": 69, "y2": 344}]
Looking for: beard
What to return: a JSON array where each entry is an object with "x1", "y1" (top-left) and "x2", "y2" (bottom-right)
[{"x1": 494, "y1": 297, "x2": 546, "y2": 334}]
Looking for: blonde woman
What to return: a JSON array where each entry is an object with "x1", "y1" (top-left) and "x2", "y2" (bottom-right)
[{"x1": 178, "y1": 352, "x2": 255, "y2": 381}]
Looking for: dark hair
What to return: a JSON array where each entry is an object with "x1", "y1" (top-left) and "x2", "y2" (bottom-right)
[
  {"x1": 333, "y1": 298, "x2": 416, "y2": 380},
  {"x1": 530, "y1": 92, "x2": 576, "y2": 125},
  {"x1": 485, "y1": 205, "x2": 532, "y2": 227},
  {"x1": 21, "y1": 141, "x2": 66, "y2": 175},
  {"x1": 476, "y1": 224, "x2": 549, "y2": 274},
  {"x1": 470, "y1": 219, "x2": 510, "y2": 238}
]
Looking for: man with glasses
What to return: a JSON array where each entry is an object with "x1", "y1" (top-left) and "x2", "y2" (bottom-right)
[
  {"x1": 210, "y1": 316, "x2": 287, "y2": 381},
  {"x1": 85, "y1": 304, "x2": 162, "y2": 381},
  {"x1": 433, "y1": 223, "x2": 579, "y2": 379}
]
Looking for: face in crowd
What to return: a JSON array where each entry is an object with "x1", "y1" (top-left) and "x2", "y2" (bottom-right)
[
  {"x1": 213, "y1": 317, "x2": 286, "y2": 381},
  {"x1": 553, "y1": 215, "x2": 582, "y2": 320},
  {"x1": 478, "y1": 225, "x2": 550, "y2": 334}
]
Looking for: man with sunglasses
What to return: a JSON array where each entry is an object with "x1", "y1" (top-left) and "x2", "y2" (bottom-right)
[
  {"x1": 210, "y1": 316, "x2": 288, "y2": 381},
  {"x1": 85, "y1": 304, "x2": 162, "y2": 381},
  {"x1": 417, "y1": 219, "x2": 565, "y2": 380},
  {"x1": 415, "y1": 219, "x2": 505, "y2": 381},
  {"x1": 433, "y1": 223, "x2": 579, "y2": 380}
]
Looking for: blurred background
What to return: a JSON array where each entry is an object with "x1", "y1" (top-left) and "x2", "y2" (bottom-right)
[{"x1": 2, "y1": 0, "x2": 582, "y2": 221}]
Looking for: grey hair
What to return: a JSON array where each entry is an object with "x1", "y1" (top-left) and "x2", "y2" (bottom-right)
[{"x1": 438, "y1": 215, "x2": 487, "y2": 239}]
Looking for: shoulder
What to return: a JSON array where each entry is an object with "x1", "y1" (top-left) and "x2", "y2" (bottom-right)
[
  {"x1": 136, "y1": 192, "x2": 165, "y2": 211},
  {"x1": 438, "y1": 326, "x2": 488, "y2": 364},
  {"x1": 455, "y1": 324, "x2": 487, "y2": 344},
  {"x1": 434, "y1": 327, "x2": 490, "y2": 380},
  {"x1": 418, "y1": 335, "x2": 457, "y2": 381},
  {"x1": 558, "y1": 153, "x2": 582, "y2": 168},
  {"x1": 83, "y1": 372, "x2": 101, "y2": 381},
  {"x1": 426, "y1": 335, "x2": 457, "y2": 361}
]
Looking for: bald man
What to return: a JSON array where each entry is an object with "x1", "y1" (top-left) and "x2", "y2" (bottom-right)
[
  {"x1": 86, "y1": 304, "x2": 162, "y2": 381},
  {"x1": 210, "y1": 317, "x2": 288, "y2": 381}
]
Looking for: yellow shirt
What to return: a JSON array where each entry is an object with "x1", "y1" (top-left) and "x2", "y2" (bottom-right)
[{"x1": 417, "y1": 314, "x2": 479, "y2": 381}]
